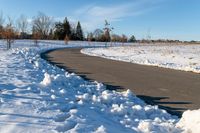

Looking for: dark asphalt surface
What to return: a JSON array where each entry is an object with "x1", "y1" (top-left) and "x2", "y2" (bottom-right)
[{"x1": 41, "y1": 48, "x2": 200, "y2": 117}]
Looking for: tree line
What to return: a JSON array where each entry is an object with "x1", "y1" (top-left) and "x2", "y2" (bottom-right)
[{"x1": 0, "y1": 12, "x2": 136, "y2": 49}]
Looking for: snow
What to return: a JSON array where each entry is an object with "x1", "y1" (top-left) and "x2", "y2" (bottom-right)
[
  {"x1": 41, "y1": 72, "x2": 52, "y2": 86},
  {"x1": 81, "y1": 44, "x2": 200, "y2": 73},
  {"x1": 94, "y1": 125, "x2": 106, "y2": 133},
  {"x1": 0, "y1": 40, "x2": 199, "y2": 132},
  {"x1": 176, "y1": 109, "x2": 200, "y2": 133}
]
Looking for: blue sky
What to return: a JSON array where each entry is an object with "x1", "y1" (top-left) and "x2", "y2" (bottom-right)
[{"x1": 0, "y1": 0, "x2": 200, "y2": 41}]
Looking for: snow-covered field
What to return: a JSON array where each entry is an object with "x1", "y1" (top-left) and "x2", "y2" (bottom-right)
[
  {"x1": 0, "y1": 40, "x2": 199, "y2": 133},
  {"x1": 81, "y1": 44, "x2": 200, "y2": 73}
]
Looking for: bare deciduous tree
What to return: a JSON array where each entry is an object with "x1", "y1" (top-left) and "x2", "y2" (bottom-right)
[
  {"x1": 0, "y1": 11, "x2": 4, "y2": 26},
  {"x1": 103, "y1": 20, "x2": 113, "y2": 46},
  {"x1": 0, "y1": 12, "x2": 5, "y2": 39},
  {"x1": 1, "y1": 17, "x2": 16, "y2": 49},
  {"x1": 111, "y1": 34, "x2": 128, "y2": 45},
  {"x1": 121, "y1": 34, "x2": 128, "y2": 45},
  {"x1": 32, "y1": 12, "x2": 53, "y2": 39},
  {"x1": 87, "y1": 32, "x2": 94, "y2": 45},
  {"x1": 64, "y1": 35, "x2": 69, "y2": 44},
  {"x1": 32, "y1": 25, "x2": 41, "y2": 46},
  {"x1": 111, "y1": 34, "x2": 121, "y2": 42},
  {"x1": 17, "y1": 15, "x2": 28, "y2": 39},
  {"x1": 93, "y1": 29, "x2": 103, "y2": 41}
]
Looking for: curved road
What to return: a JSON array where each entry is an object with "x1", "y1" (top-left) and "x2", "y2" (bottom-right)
[{"x1": 42, "y1": 48, "x2": 200, "y2": 117}]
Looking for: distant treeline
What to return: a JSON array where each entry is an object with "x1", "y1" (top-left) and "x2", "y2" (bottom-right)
[
  {"x1": 0, "y1": 12, "x2": 198, "y2": 49},
  {"x1": 138, "y1": 39, "x2": 200, "y2": 44},
  {"x1": 0, "y1": 12, "x2": 136, "y2": 43}
]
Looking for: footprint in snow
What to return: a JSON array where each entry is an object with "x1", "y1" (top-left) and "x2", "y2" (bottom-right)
[
  {"x1": 55, "y1": 121, "x2": 77, "y2": 132},
  {"x1": 54, "y1": 113, "x2": 71, "y2": 122}
]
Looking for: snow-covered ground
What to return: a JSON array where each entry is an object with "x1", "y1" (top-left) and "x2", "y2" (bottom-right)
[
  {"x1": 0, "y1": 40, "x2": 199, "y2": 133},
  {"x1": 81, "y1": 44, "x2": 200, "y2": 73}
]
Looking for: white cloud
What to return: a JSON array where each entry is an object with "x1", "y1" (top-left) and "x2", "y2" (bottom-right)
[{"x1": 69, "y1": 0, "x2": 164, "y2": 32}]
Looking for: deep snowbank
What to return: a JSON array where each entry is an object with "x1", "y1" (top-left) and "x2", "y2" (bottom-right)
[
  {"x1": 177, "y1": 109, "x2": 200, "y2": 133},
  {"x1": 81, "y1": 44, "x2": 200, "y2": 73},
  {"x1": 0, "y1": 40, "x2": 199, "y2": 132}
]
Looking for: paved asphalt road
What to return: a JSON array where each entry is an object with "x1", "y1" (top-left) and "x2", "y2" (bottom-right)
[{"x1": 41, "y1": 48, "x2": 200, "y2": 117}]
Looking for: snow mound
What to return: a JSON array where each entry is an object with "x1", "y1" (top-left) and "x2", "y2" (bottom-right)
[
  {"x1": 94, "y1": 125, "x2": 106, "y2": 133},
  {"x1": 41, "y1": 72, "x2": 52, "y2": 86},
  {"x1": 176, "y1": 109, "x2": 200, "y2": 133}
]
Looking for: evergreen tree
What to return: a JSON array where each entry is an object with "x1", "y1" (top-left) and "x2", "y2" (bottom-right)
[
  {"x1": 128, "y1": 35, "x2": 136, "y2": 42},
  {"x1": 54, "y1": 17, "x2": 72, "y2": 40},
  {"x1": 54, "y1": 22, "x2": 65, "y2": 40},
  {"x1": 63, "y1": 17, "x2": 71, "y2": 38},
  {"x1": 70, "y1": 28, "x2": 77, "y2": 40},
  {"x1": 76, "y1": 21, "x2": 84, "y2": 40}
]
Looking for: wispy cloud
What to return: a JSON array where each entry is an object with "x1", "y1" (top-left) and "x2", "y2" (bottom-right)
[{"x1": 69, "y1": 0, "x2": 164, "y2": 32}]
